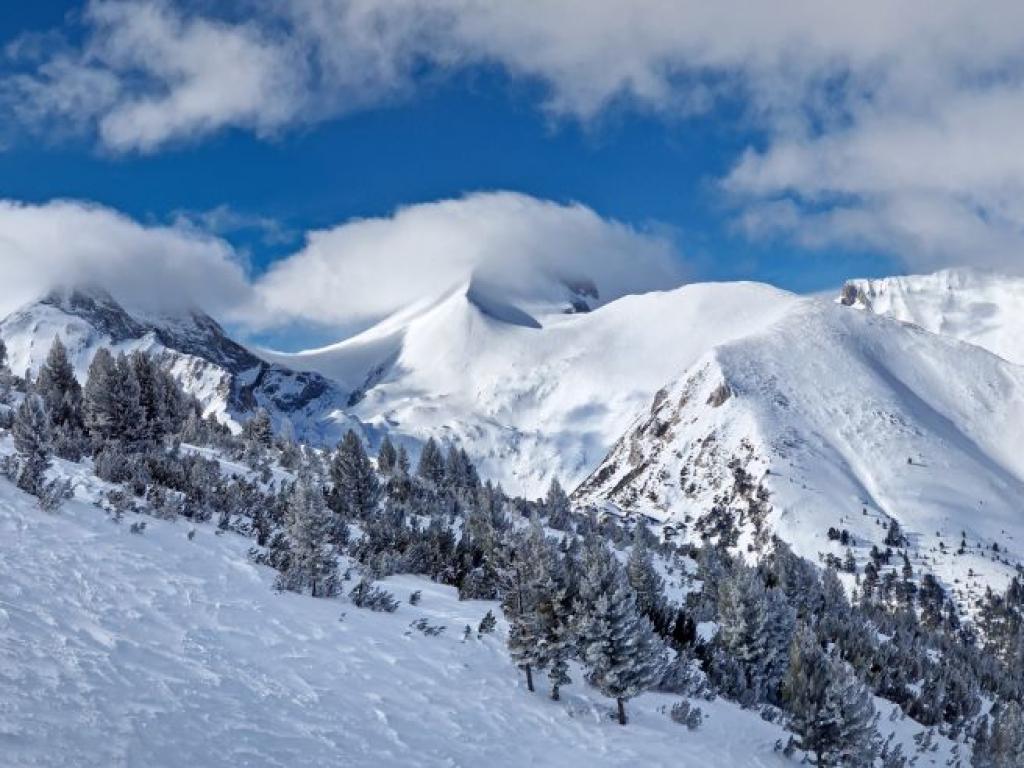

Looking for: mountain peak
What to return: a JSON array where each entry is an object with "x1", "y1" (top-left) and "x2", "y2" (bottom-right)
[{"x1": 38, "y1": 285, "x2": 148, "y2": 343}]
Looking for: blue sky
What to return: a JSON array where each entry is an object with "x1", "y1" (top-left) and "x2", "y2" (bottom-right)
[
  {"x1": 0, "y1": 2, "x2": 1019, "y2": 346},
  {"x1": 0, "y1": 50, "x2": 886, "y2": 295}
]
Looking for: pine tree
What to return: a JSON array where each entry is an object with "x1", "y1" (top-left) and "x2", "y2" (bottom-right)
[
  {"x1": 536, "y1": 551, "x2": 576, "y2": 701},
  {"x1": 395, "y1": 443, "x2": 411, "y2": 475},
  {"x1": 276, "y1": 476, "x2": 338, "y2": 598},
  {"x1": 823, "y1": 662, "x2": 877, "y2": 767},
  {"x1": 12, "y1": 394, "x2": 51, "y2": 495},
  {"x1": 783, "y1": 624, "x2": 876, "y2": 766},
  {"x1": 716, "y1": 565, "x2": 793, "y2": 703},
  {"x1": 416, "y1": 437, "x2": 446, "y2": 488},
  {"x1": 627, "y1": 527, "x2": 666, "y2": 627},
  {"x1": 445, "y1": 445, "x2": 479, "y2": 494},
  {"x1": 83, "y1": 349, "x2": 144, "y2": 444},
  {"x1": 545, "y1": 477, "x2": 572, "y2": 530},
  {"x1": 243, "y1": 408, "x2": 274, "y2": 447},
  {"x1": 377, "y1": 435, "x2": 397, "y2": 475},
  {"x1": 477, "y1": 610, "x2": 497, "y2": 635},
  {"x1": 329, "y1": 430, "x2": 379, "y2": 520},
  {"x1": 884, "y1": 519, "x2": 904, "y2": 547},
  {"x1": 113, "y1": 353, "x2": 146, "y2": 444},
  {"x1": 129, "y1": 351, "x2": 189, "y2": 440},
  {"x1": 36, "y1": 337, "x2": 83, "y2": 431},
  {"x1": 576, "y1": 543, "x2": 667, "y2": 724},
  {"x1": 0, "y1": 337, "x2": 11, "y2": 402},
  {"x1": 503, "y1": 518, "x2": 551, "y2": 693}
]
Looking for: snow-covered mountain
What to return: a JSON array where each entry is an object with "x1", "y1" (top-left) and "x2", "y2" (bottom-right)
[
  {"x1": 576, "y1": 297, "x2": 1024, "y2": 601},
  {"x1": 0, "y1": 287, "x2": 356, "y2": 442},
  {"x1": 5, "y1": 272, "x2": 1024, "y2": 604},
  {"x1": 265, "y1": 278, "x2": 800, "y2": 495},
  {"x1": 839, "y1": 268, "x2": 1024, "y2": 365}
]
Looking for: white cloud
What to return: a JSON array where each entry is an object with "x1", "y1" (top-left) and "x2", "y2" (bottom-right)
[
  {"x1": 247, "y1": 191, "x2": 683, "y2": 328},
  {"x1": 5, "y1": 1, "x2": 1024, "y2": 271},
  {"x1": 4, "y1": 1, "x2": 307, "y2": 152},
  {"x1": 0, "y1": 199, "x2": 251, "y2": 318},
  {"x1": 0, "y1": 193, "x2": 682, "y2": 333},
  {"x1": 724, "y1": 84, "x2": 1024, "y2": 271}
]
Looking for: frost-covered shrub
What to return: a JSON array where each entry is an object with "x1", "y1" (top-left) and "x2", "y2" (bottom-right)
[
  {"x1": 349, "y1": 577, "x2": 400, "y2": 612},
  {"x1": 477, "y1": 610, "x2": 497, "y2": 636},
  {"x1": 94, "y1": 443, "x2": 135, "y2": 484},
  {"x1": 408, "y1": 618, "x2": 446, "y2": 637},
  {"x1": 670, "y1": 700, "x2": 703, "y2": 730},
  {"x1": 38, "y1": 477, "x2": 73, "y2": 513}
]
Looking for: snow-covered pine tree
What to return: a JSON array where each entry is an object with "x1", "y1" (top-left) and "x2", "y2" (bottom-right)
[
  {"x1": 35, "y1": 337, "x2": 85, "y2": 460},
  {"x1": 535, "y1": 547, "x2": 576, "y2": 701},
  {"x1": 0, "y1": 336, "x2": 11, "y2": 403},
  {"x1": 276, "y1": 475, "x2": 338, "y2": 598},
  {"x1": 716, "y1": 565, "x2": 794, "y2": 704},
  {"x1": 376, "y1": 434, "x2": 397, "y2": 475},
  {"x1": 83, "y1": 348, "x2": 143, "y2": 445},
  {"x1": 329, "y1": 429, "x2": 379, "y2": 520},
  {"x1": 576, "y1": 542, "x2": 667, "y2": 724},
  {"x1": 445, "y1": 445, "x2": 479, "y2": 495},
  {"x1": 395, "y1": 443, "x2": 411, "y2": 475},
  {"x1": 627, "y1": 527, "x2": 667, "y2": 628},
  {"x1": 12, "y1": 394, "x2": 51, "y2": 495},
  {"x1": 503, "y1": 517, "x2": 551, "y2": 693},
  {"x1": 823, "y1": 661, "x2": 878, "y2": 767},
  {"x1": 113, "y1": 352, "x2": 146, "y2": 444},
  {"x1": 128, "y1": 351, "x2": 191, "y2": 440},
  {"x1": 36, "y1": 337, "x2": 82, "y2": 429},
  {"x1": 783, "y1": 623, "x2": 877, "y2": 766},
  {"x1": 544, "y1": 476, "x2": 572, "y2": 530},
  {"x1": 416, "y1": 437, "x2": 446, "y2": 488},
  {"x1": 457, "y1": 502, "x2": 502, "y2": 600},
  {"x1": 242, "y1": 408, "x2": 274, "y2": 448}
]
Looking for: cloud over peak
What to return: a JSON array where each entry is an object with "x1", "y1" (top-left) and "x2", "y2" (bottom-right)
[{"x1": 0, "y1": 193, "x2": 683, "y2": 336}]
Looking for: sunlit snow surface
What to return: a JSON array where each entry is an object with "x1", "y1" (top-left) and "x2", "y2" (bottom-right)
[{"x1": 0, "y1": 471, "x2": 961, "y2": 767}]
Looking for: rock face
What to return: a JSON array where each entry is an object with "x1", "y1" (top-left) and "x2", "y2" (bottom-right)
[{"x1": 0, "y1": 287, "x2": 356, "y2": 442}]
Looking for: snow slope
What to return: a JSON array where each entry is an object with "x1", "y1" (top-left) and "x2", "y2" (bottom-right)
[
  {"x1": 267, "y1": 280, "x2": 799, "y2": 495},
  {"x1": 577, "y1": 297, "x2": 1024, "y2": 607},
  {"x1": 0, "y1": 288, "x2": 358, "y2": 443},
  {"x1": 0, "y1": 477, "x2": 792, "y2": 767},
  {"x1": 839, "y1": 268, "x2": 1024, "y2": 364},
  {"x1": 0, "y1": 473, "x2": 963, "y2": 767}
]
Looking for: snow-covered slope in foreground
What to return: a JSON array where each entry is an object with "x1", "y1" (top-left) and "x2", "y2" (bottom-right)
[
  {"x1": 578, "y1": 298, "x2": 1024, "y2": 603},
  {"x1": 0, "y1": 479, "x2": 786, "y2": 768},
  {"x1": 0, "y1": 478, "x2": 959, "y2": 767},
  {"x1": 839, "y1": 268, "x2": 1024, "y2": 364},
  {"x1": 268, "y1": 280, "x2": 799, "y2": 496}
]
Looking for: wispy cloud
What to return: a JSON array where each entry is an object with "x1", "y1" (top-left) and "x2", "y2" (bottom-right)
[{"x1": 171, "y1": 205, "x2": 298, "y2": 248}]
